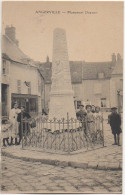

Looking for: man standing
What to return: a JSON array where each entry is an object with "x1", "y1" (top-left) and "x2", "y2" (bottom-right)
[
  {"x1": 108, "y1": 107, "x2": 122, "y2": 146},
  {"x1": 17, "y1": 106, "x2": 31, "y2": 145}
]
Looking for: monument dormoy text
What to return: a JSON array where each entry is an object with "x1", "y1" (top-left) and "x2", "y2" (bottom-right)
[{"x1": 35, "y1": 10, "x2": 98, "y2": 15}]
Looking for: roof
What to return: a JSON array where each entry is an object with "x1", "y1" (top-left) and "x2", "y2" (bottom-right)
[
  {"x1": 69, "y1": 61, "x2": 83, "y2": 83},
  {"x1": 2, "y1": 34, "x2": 37, "y2": 68},
  {"x1": 39, "y1": 60, "x2": 114, "y2": 83},
  {"x1": 112, "y1": 60, "x2": 123, "y2": 75},
  {"x1": 2, "y1": 35, "x2": 27, "y2": 62},
  {"x1": 39, "y1": 62, "x2": 52, "y2": 83},
  {"x1": 82, "y1": 61, "x2": 113, "y2": 80}
]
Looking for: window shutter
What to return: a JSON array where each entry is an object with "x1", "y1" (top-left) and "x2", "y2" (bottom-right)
[
  {"x1": 27, "y1": 82, "x2": 31, "y2": 94},
  {"x1": 2, "y1": 60, "x2": 6, "y2": 74},
  {"x1": 17, "y1": 80, "x2": 21, "y2": 93}
]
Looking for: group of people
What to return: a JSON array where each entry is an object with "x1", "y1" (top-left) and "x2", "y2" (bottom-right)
[
  {"x1": 76, "y1": 105, "x2": 102, "y2": 142},
  {"x1": 2, "y1": 103, "x2": 122, "y2": 147},
  {"x1": 76, "y1": 104, "x2": 122, "y2": 146},
  {"x1": 2, "y1": 103, "x2": 31, "y2": 147}
]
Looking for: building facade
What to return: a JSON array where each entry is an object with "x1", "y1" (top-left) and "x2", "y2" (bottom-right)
[
  {"x1": 110, "y1": 53, "x2": 123, "y2": 112},
  {"x1": 39, "y1": 53, "x2": 123, "y2": 113},
  {"x1": 2, "y1": 26, "x2": 45, "y2": 117}
]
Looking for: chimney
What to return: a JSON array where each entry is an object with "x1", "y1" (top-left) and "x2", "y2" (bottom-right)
[
  {"x1": 112, "y1": 53, "x2": 116, "y2": 64},
  {"x1": 46, "y1": 55, "x2": 49, "y2": 63},
  {"x1": 117, "y1": 53, "x2": 122, "y2": 64},
  {"x1": 5, "y1": 25, "x2": 19, "y2": 46}
]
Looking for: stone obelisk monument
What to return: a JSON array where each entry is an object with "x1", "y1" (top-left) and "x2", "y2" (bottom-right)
[{"x1": 48, "y1": 28, "x2": 78, "y2": 131}]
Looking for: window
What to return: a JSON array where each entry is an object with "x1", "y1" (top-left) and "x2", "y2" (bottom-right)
[
  {"x1": 101, "y1": 98, "x2": 106, "y2": 107},
  {"x1": 24, "y1": 81, "x2": 31, "y2": 94},
  {"x1": 2, "y1": 60, "x2": 6, "y2": 74},
  {"x1": 77, "y1": 101, "x2": 81, "y2": 109},
  {"x1": 98, "y1": 72, "x2": 104, "y2": 79},
  {"x1": 17, "y1": 80, "x2": 21, "y2": 93},
  {"x1": 27, "y1": 82, "x2": 31, "y2": 94},
  {"x1": 38, "y1": 80, "x2": 41, "y2": 93},
  {"x1": 120, "y1": 79, "x2": 123, "y2": 91},
  {"x1": 29, "y1": 98, "x2": 37, "y2": 112}
]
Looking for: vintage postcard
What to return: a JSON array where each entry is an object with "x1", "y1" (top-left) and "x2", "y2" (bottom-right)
[{"x1": 1, "y1": 1, "x2": 123, "y2": 194}]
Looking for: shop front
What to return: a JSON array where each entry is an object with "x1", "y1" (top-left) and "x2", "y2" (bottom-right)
[{"x1": 11, "y1": 93, "x2": 38, "y2": 116}]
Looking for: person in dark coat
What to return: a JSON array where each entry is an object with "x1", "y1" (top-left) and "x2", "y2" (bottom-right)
[
  {"x1": 42, "y1": 109, "x2": 47, "y2": 115},
  {"x1": 17, "y1": 106, "x2": 31, "y2": 145},
  {"x1": 108, "y1": 107, "x2": 122, "y2": 146},
  {"x1": 76, "y1": 105, "x2": 87, "y2": 133},
  {"x1": 76, "y1": 105, "x2": 87, "y2": 122},
  {"x1": 91, "y1": 105, "x2": 96, "y2": 113}
]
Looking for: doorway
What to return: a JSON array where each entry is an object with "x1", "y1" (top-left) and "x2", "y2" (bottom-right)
[{"x1": 2, "y1": 84, "x2": 8, "y2": 116}]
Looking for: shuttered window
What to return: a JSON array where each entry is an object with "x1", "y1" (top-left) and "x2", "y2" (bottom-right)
[
  {"x1": 2, "y1": 60, "x2": 6, "y2": 74},
  {"x1": 17, "y1": 80, "x2": 21, "y2": 93},
  {"x1": 120, "y1": 79, "x2": 123, "y2": 91},
  {"x1": 77, "y1": 101, "x2": 81, "y2": 109},
  {"x1": 27, "y1": 82, "x2": 31, "y2": 94}
]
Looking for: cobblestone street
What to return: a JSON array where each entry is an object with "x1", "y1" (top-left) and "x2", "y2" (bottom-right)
[{"x1": 1, "y1": 156, "x2": 122, "y2": 193}]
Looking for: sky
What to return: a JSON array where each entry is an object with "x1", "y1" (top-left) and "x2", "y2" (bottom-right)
[{"x1": 2, "y1": 1, "x2": 123, "y2": 62}]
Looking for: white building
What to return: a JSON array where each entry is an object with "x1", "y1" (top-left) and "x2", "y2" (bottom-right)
[
  {"x1": 39, "y1": 53, "x2": 123, "y2": 113},
  {"x1": 110, "y1": 53, "x2": 123, "y2": 112},
  {"x1": 2, "y1": 26, "x2": 45, "y2": 117}
]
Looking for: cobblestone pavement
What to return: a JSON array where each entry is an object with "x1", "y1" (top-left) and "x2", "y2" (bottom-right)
[{"x1": 1, "y1": 156, "x2": 122, "y2": 193}]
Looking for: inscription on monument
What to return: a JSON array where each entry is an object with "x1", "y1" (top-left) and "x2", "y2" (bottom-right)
[{"x1": 48, "y1": 28, "x2": 77, "y2": 123}]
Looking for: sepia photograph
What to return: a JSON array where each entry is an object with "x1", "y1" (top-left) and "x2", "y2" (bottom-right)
[{"x1": 1, "y1": 1, "x2": 124, "y2": 194}]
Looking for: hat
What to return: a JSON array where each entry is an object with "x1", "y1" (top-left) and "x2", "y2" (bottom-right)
[
  {"x1": 86, "y1": 105, "x2": 92, "y2": 109},
  {"x1": 111, "y1": 107, "x2": 117, "y2": 110},
  {"x1": 2, "y1": 116, "x2": 8, "y2": 122}
]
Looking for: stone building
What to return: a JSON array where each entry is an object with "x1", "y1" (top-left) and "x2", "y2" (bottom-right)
[
  {"x1": 2, "y1": 26, "x2": 45, "y2": 117},
  {"x1": 110, "y1": 53, "x2": 123, "y2": 112},
  {"x1": 39, "y1": 53, "x2": 123, "y2": 113}
]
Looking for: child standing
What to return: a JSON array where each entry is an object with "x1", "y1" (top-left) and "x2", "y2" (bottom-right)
[
  {"x1": 1, "y1": 117, "x2": 12, "y2": 147},
  {"x1": 95, "y1": 106, "x2": 103, "y2": 141},
  {"x1": 85, "y1": 105, "x2": 95, "y2": 142},
  {"x1": 108, "y1": 107, "x2": 122, "y2": 146}
]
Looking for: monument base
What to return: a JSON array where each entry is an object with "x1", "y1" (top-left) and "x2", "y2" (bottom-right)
[
  {"x1": 48, "y1": 94, "x2": 77, "y2": 121},
  {"x1": 42, "y1": 120, "x2": 81, "y2": 132}
]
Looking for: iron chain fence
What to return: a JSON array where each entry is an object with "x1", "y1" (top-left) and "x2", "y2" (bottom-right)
[{"x1": 21, "y1": 113, "x2": 104, "y2": 154}]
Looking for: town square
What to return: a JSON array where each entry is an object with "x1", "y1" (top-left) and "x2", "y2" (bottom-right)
[{"x1": 1, "y1": 1, "x2": 123, "y2": 194}]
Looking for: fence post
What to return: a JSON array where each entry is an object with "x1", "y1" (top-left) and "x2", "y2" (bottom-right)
[
  {"x1": 102, "y1": 112, "x2": 104, "y2": 147},
  {"x1": 21, "y1": 111, "x2": 23, "y2": 149},
  {"x1": 62, "y1": 118, "x2": 65, "y2": 151},
  {"x1": 85, "y1": 118, "x2": 89, "y2": 150},
  {"x1": 67, "y1": 112, "x2": 70, "y2": 154}
]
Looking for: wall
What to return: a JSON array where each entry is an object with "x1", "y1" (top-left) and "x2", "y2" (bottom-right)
[
  {"x1": 7, "y1": 60, "x2": 43, "y2": 115},
  {"x1": 9, "y1": 62, "x2": 38, "y2": 95},
  {"x1": 44, "y1": 83, "x2": 51, "y2": 112},
  {"x1": 110, "y1": 75, "x2": 123, "y2": 108},
  {"x1": 81, "y1": 79, "x2": 111, "y2": 107},
  {"x1": 72, "y1": 83, "x2": 83, "y2": 100},
  {"x1": 44, "y1": 78, "x2": 111, "y2": 111}
]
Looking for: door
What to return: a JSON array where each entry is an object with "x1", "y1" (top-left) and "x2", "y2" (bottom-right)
[{"x1": 2, "y1": 84, "x2": 8, "y2": 116}]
